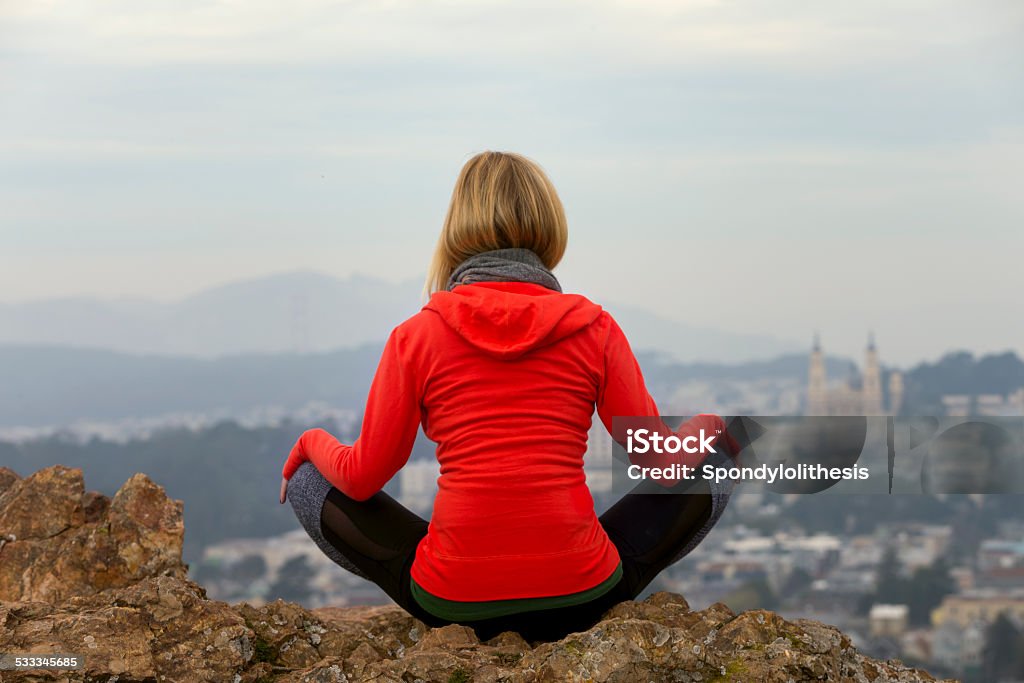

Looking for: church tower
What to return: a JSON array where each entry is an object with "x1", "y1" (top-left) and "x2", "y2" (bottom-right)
[
  {"x1": 807, "y1": 333, "x2": 828, "y2": 416},
  {"x1": 862, "y1": 332, "x2": 883, "y2": 415},
  {"x1": 888, "y1": 371, "x2": 904, "y2": 416}
]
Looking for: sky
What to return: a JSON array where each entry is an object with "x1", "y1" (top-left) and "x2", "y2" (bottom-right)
[{"x1": 1, "y1": 0, "x2": 1022, "y2": 365}]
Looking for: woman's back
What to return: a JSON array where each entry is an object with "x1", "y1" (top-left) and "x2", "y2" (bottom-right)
[{"x1": 399, "y1": 280, "x2": 622, "y2": 601}]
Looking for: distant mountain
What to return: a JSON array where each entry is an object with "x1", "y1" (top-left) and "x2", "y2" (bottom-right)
[
  {"x1": 0, "y1": 270, "x2": 798, "y2": 362},
  {"x1": 600, "y1": 302, "x2": 798, "y2": 363},
  {"x1": 0, "y1": 343, "x2": 852, "y2": 431},
  {"x1": 634, "y1": 350, "x2": 855, "y2": 384},
  {"x1": 3, "y1": 341, "x2": 1017, "y2": 432},
  {"x1": 0, "y1": 344, "x2": 381, "y2": 429},
  {"x1": 902, "y1": 350, "x2": 1024, "y2": 415},
  {"x1": 0, "y1": 271, "x2": 424, "y2": 357}
]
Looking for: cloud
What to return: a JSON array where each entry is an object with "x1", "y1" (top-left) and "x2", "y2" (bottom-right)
[{"x1": 3, "y1": 0, "x2": 1020, "y2": 70}]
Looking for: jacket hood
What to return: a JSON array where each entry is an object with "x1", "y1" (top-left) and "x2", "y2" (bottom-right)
[{"x1": 423, "y1": 282, "x2": 603, "y2": 359}]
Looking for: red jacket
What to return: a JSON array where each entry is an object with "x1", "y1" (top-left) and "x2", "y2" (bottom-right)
[{"x1": 282, "y1": 281, "x2": 728, "y2": 601}]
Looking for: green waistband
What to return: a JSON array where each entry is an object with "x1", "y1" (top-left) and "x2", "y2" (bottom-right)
[{"x1": 410, "y1": 562, "x2": 623, "y2": 622}]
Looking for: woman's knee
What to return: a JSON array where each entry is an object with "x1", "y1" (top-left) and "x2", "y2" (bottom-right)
[
  {"x1": 286, "y1": 462, "x2": 332, "y2": 533},
  {"x1": 286, "y1": 460, "x2": 319, "y2": 492}
]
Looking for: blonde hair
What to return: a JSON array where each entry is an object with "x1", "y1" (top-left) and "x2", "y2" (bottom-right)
[{"x1": 426, "y1": 151, "x2": 568, "y2": 294}]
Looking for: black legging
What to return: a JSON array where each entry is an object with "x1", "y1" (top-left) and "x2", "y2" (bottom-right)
[{"x1": 287, "y1": 462, "x2": 721, "y2": 642}]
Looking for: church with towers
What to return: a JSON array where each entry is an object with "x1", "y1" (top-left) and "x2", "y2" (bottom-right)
[{"x1": 806, "y1": 334, "x2": 904, "y2": 416}]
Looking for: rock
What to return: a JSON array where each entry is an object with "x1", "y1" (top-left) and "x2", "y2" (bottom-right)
[
  {"x1": 0, "y1": 466, "x2": 187, "y2": 604},
  {"x1": 0, "y1": 466, "x2": 955, "y2": 683},
  {"x1": 0, "y1": 576, "x2": 252, "y2": 682},
  {"x1": 0, "y1": 466, "x2": 19, "y2": 495},
  {"x1": 0, "y1": 465, "x2": 84, "y2": 542}
]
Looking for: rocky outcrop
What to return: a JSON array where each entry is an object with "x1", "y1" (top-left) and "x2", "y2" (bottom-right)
[
  {"x1": 0, "y1": 466, "x2": 186, "y2": 605},
  {"x1": 0, "y1": 466, "x2": 954, "y2": 682}
]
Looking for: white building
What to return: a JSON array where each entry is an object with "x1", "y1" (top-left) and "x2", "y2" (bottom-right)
[
  {"x1": 869, "y1": 603, "x2": 909, "y2": 638},
  {"x1": 399, "y1": 459, "x2": 440, "y2": 514}
]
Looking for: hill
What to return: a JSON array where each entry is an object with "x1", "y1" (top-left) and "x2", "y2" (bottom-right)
[
  {"x1": 903, "y1": 350, "x2": 1024, "y2": 414},
  {"x1": 0, "y1": 465, "x2": 951, "y2": 682},
  {"x1": 0, "y1": 270, "x2": 798, "y2": 362},
  {"x1": 0, "y1": 344, "x2": 853, "y2": 430}
]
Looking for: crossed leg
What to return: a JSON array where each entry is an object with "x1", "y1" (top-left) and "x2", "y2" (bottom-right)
[{"x1": 284, "y1": 456, "x2": 735, "y2": 641}]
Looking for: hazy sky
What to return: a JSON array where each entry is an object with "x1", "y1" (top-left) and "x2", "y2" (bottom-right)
[{"x1": 2, "y1": 0, "x2": 1022, "y2": 365}]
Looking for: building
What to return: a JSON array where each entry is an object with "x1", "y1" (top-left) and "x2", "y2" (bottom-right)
[
  {"x1": 584, "y1": 415, "x2": 615, "y2": 468},
  {"x1": 399, "y1": 459, "x2": 440, "y2": 514},
  {"x1": 931, "y1": 589, "x2": 1024, "y2": 629},
  {"x1": 695, "y1": 560, "x2": 768, "y2": 586},
  {"x1": 869, "y1": 604, "x2": 909, "y2": 638},
  {"x1": 978, "y1": 539, "x2": 1024, "y2": 573},
  {"x1": 932, "y1": 618, "x2": 986, "y2": 674},
  {"x1": 940, "y1": 388, "x2": 1024, "y2": 417},
  {"x1": 583, "y1": 413, "x2": 615, "y2": 494},
  {"x1": 198, "y1": 528, "x2": 381, "y2": 607},
  {"x1": 806, "y1": 334, "x2": 903, "y2": 416},
  {"x1": 877, "y1": 523, "x2": 952, "y2": 573}
]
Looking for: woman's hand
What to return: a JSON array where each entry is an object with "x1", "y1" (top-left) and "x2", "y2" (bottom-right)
[{"x1": 280, "y1": 430, "x2": 314, "y2": 504}]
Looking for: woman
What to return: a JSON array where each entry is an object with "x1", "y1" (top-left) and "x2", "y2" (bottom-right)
[{"x1": 279, "y1": 151, "x2": 742, "y2": 642}]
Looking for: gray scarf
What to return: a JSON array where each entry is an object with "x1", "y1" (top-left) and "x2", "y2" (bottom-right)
[{"x1": 446, "y1": 248, "x2": 562, "y2": 293}]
